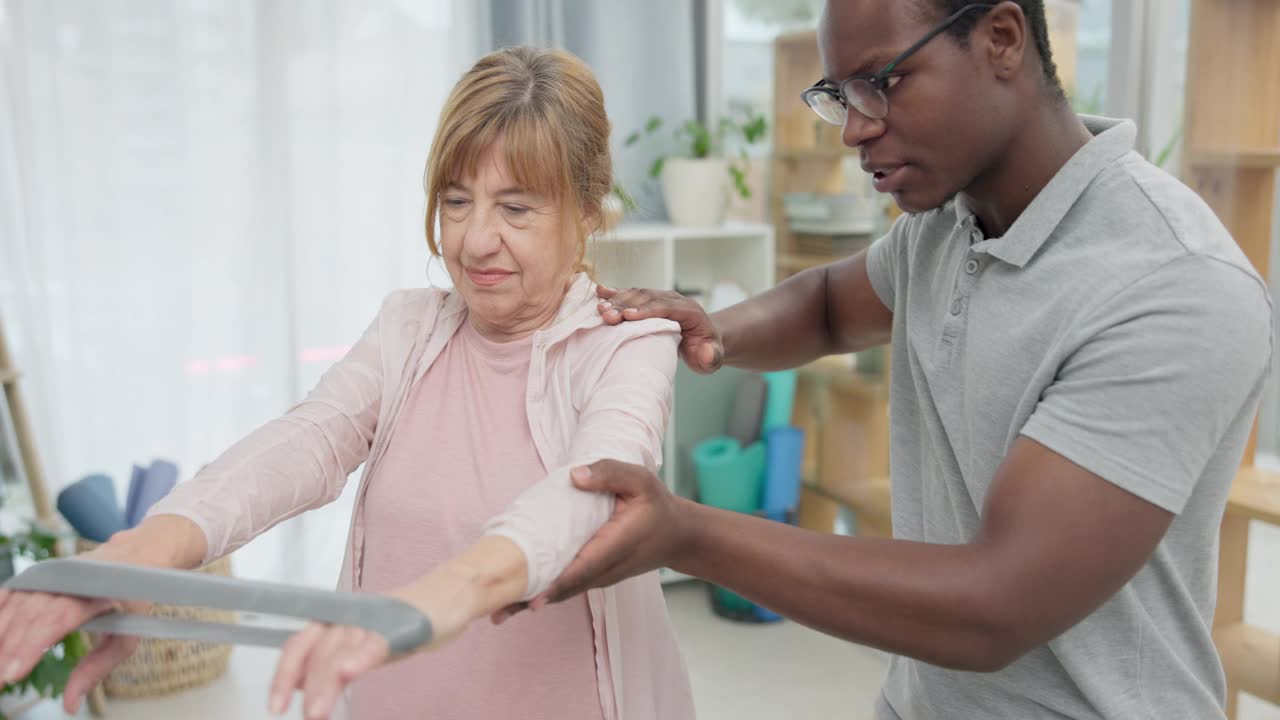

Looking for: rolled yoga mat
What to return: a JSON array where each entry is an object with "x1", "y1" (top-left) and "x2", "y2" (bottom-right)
[
  {"x1": 126, "y1": 459, "x2": 178, "y2": 528},
  {"x1": 694, "y1": 437, "x2": 766, "y2": 616},
  {"x1": 745, "y1": 424, "x2": 805, "y2": 622},
  {"x1": 79, "y1": 473, "x2": 122, "y2": 518},
  {"x1": 760, "y1": 370, "x2": 797, "y2": 434},
  {"x1": 57, "y1": 477, "x2": 128, "y2": 543},
  {"x1": 124, "y1": 464, "x2": 146, "y2": 524},
  {"x1": 762, "y1": 426, "x2": 805, "y2": 516},
  {"x1": 693, "y1": 437, "x2": 765, "y2": 514},
  {"x1": 752, "y1": 602, "x2": 784, "y2": 623}
]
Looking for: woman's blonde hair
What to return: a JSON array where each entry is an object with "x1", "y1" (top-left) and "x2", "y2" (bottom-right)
[{"x1": 424, "y1": 46, "x2": 612, "y2": 274}]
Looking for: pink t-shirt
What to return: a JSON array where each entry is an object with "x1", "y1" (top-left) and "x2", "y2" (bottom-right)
[{"x1": 349, "y1": 316, "x2": 603, "y2": 720}]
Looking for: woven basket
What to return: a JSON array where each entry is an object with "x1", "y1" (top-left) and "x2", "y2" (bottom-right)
[{"x1": 76, "y1": 539, "x2": 234, "y2": 698}]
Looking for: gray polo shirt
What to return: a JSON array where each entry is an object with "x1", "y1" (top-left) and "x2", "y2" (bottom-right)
[{"x1": 866, "y1": 116, "x2": 1273, "y2": 720}]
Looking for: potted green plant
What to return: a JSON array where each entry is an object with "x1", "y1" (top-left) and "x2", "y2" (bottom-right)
[
  {"x1": 0, "y1": 525, "x2": 89, "y2": 720},
  {"x1": 623, "y1": 110, "x2": 767, "y2": 227}
]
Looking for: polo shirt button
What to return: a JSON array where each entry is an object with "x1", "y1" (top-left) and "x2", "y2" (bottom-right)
[
  {"x1": 951, "y1": 298, "x2": 963, "y2": 315},
  {"x1": 965, "y1": 259, "x2": 979, "y2": 274}
]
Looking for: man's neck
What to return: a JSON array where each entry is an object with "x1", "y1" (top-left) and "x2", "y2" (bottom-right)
[{"x1": 961, "y1": 104, "x2": 1093, "y2": 238}]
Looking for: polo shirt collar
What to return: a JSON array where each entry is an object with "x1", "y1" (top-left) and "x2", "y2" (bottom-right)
[{"x1": 955, "y1": 115, "x2": 1137, "y2": 268}]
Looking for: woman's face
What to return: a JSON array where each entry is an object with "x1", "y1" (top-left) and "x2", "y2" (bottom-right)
[{"x1": 439, "y1": 137, "x2": 580, "y2": 341}]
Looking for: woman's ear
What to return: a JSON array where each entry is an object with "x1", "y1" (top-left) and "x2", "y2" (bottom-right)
[
  {"x1": 580, "y1": 202, "x2": 604, "y2": 237},
  {"x1": 567, "y1": 202, "x2": 600, "y2": 277}
]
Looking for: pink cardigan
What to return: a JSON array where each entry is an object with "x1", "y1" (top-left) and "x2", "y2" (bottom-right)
[{"x1": 146, "y1": 273, "x2": 697, "y2": 719}]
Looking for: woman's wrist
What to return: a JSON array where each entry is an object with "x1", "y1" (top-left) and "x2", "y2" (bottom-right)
[
  {"x1": 391, "y1": 564, "x2": 485, "y2": 626},
  {"x1": 96, "y1": 514, "x2": 209, "y2": 570},
  {"x1": 391, "y1": 536, "x2": 529, "y2": 648}
]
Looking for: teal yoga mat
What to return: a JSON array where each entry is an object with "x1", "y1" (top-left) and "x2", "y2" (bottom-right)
[
  {"x1": 693, "y1": 437, "x2": 765, "y2": 514},
  {"x1": 761, "y1": 370, "x2": 798, "y2": 433},
  {"x1": 694, "y1": 436, "x2": 766, "y2": 618}
]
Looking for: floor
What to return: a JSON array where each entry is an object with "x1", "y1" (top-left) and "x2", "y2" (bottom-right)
[
  {"x1": 12, "y1": 483, "x2": 1280, "y2": 719},
  {"x1": 666, "y1": 582, "x2": 887, "y2": 720}
]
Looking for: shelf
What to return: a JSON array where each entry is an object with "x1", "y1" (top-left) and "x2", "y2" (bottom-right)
[
  {"x1": 609, "y1": 221, "x2": 775, "y2": 243},
  {"x1": 802, "y1": 476, "x2": 892, "y2": 520},
  {"x1": 1188, "y1": 148, "x2": 1280, "y2": 169},
  {"x1": 787, "y1": 220, "x2": 874, "y2": 237},
  {"x1": 799, "y1": 356, "x2": 889, "y2": 401},
  {"x1": 1226, "y1": 466, "x2": 1280, "y2": 525},
  {"x1": 1215, "y1": 623, "x2": 1280, "y2": 706}
]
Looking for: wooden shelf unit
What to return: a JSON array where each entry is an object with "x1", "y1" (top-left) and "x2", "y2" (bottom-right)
[
  {"x1": 1215, "y1": 623, "x2": 1280, "y2": 707},
  {"x1": 1181, "y1": 1, "x2": 1280, "y2": 716},
  {"x1": 770, "y1": 30, "x2": 874, "y2": 283},
  {"x1": 770, "y1": 31, "x2": 891, "y2": 533},
  {"x1": 1189, "y1": 148, "x2": 1280, "y2": 170}
]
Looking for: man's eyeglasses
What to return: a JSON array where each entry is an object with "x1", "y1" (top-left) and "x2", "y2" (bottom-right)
[{"x1": 801, "y1": 3, "x2": 996, "y2": 124}]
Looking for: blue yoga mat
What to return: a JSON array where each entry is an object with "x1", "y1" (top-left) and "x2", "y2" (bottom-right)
[
  {"x1": 761, "y1": 508, "x2": 789, "y2": 523},
  {"x1": 57, "y1": 477, "x2": 127, "y2": 543},
  {"x1": 762, "y1": 426, "x2": 805, "y2": 515},
  {"x1": 752, "y1": 604, "x2": 784, "y2": 623},
  {"x1": 126, "y1": 460, "x2": 178, "y2": 528},
  {"x1": 123, "y1": 463, "x2": 147, "y2": 528},
  {"x1": 751, "y1": 508, "x2": 791, "y2": 622},
  {"x1": 78, "y1": 473, "x2": 121, "y2": 518}
]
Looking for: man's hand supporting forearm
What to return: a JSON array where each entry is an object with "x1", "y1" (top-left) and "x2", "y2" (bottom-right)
[{"x1": 543, "y1": 439, "x2": 1173, "y2": 673}]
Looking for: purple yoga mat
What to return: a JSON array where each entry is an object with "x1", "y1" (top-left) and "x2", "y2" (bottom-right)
[{"x1": 125, "y1": 460, "x2": 178, "y2": 528}]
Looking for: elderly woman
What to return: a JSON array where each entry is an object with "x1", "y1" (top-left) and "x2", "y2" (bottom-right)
[{"x1": 0, "y1": 47, "x2": 695, "y2": 720}]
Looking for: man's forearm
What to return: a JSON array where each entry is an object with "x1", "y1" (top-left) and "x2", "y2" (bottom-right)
[
  {"x1": 671, "y1": 500, "x2": 1015, "y2": 671},
  {"x1": 714, "y1": 265, "x2": 838, "y2": 371}
]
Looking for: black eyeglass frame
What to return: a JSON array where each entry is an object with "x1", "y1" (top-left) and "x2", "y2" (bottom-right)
[{"x1": 800, "y1": 3, "x2": 998, "y2": 123}]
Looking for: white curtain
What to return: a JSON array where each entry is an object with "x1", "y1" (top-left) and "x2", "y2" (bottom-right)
[{"x1": 0, "y1": 0, "x2": 475, "y2": 585}]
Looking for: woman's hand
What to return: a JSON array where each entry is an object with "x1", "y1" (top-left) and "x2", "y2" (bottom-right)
[
  {"x1": 596, "y1": 285, "x2": 724, "y2": 374},
  {"x1": 0, "y1": 542, "x2": 153, "y2": 714},
  {"x1": 267, "y1": 564, "x2": 493, "y2": 718},
  {"x1": 268, "y1": 621, "x2": 390, "y2": 719}
]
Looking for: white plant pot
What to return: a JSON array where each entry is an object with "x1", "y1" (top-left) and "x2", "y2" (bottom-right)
[
  {"x1": 660, "y1": 157, "x2": 729, "y2": 228},
  {"x1": 601, "y1": 192, "x2": 625, "y2": 230}
]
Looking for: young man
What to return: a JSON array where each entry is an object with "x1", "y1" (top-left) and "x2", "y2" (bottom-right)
[{"x1": 509, "y1": 1, "x2": 1274, "y2": 718}]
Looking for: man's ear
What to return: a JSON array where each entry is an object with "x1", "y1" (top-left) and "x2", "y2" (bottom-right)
[{"x1": 979, "y1": 2, "x2": 1030, "y2": 82}]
